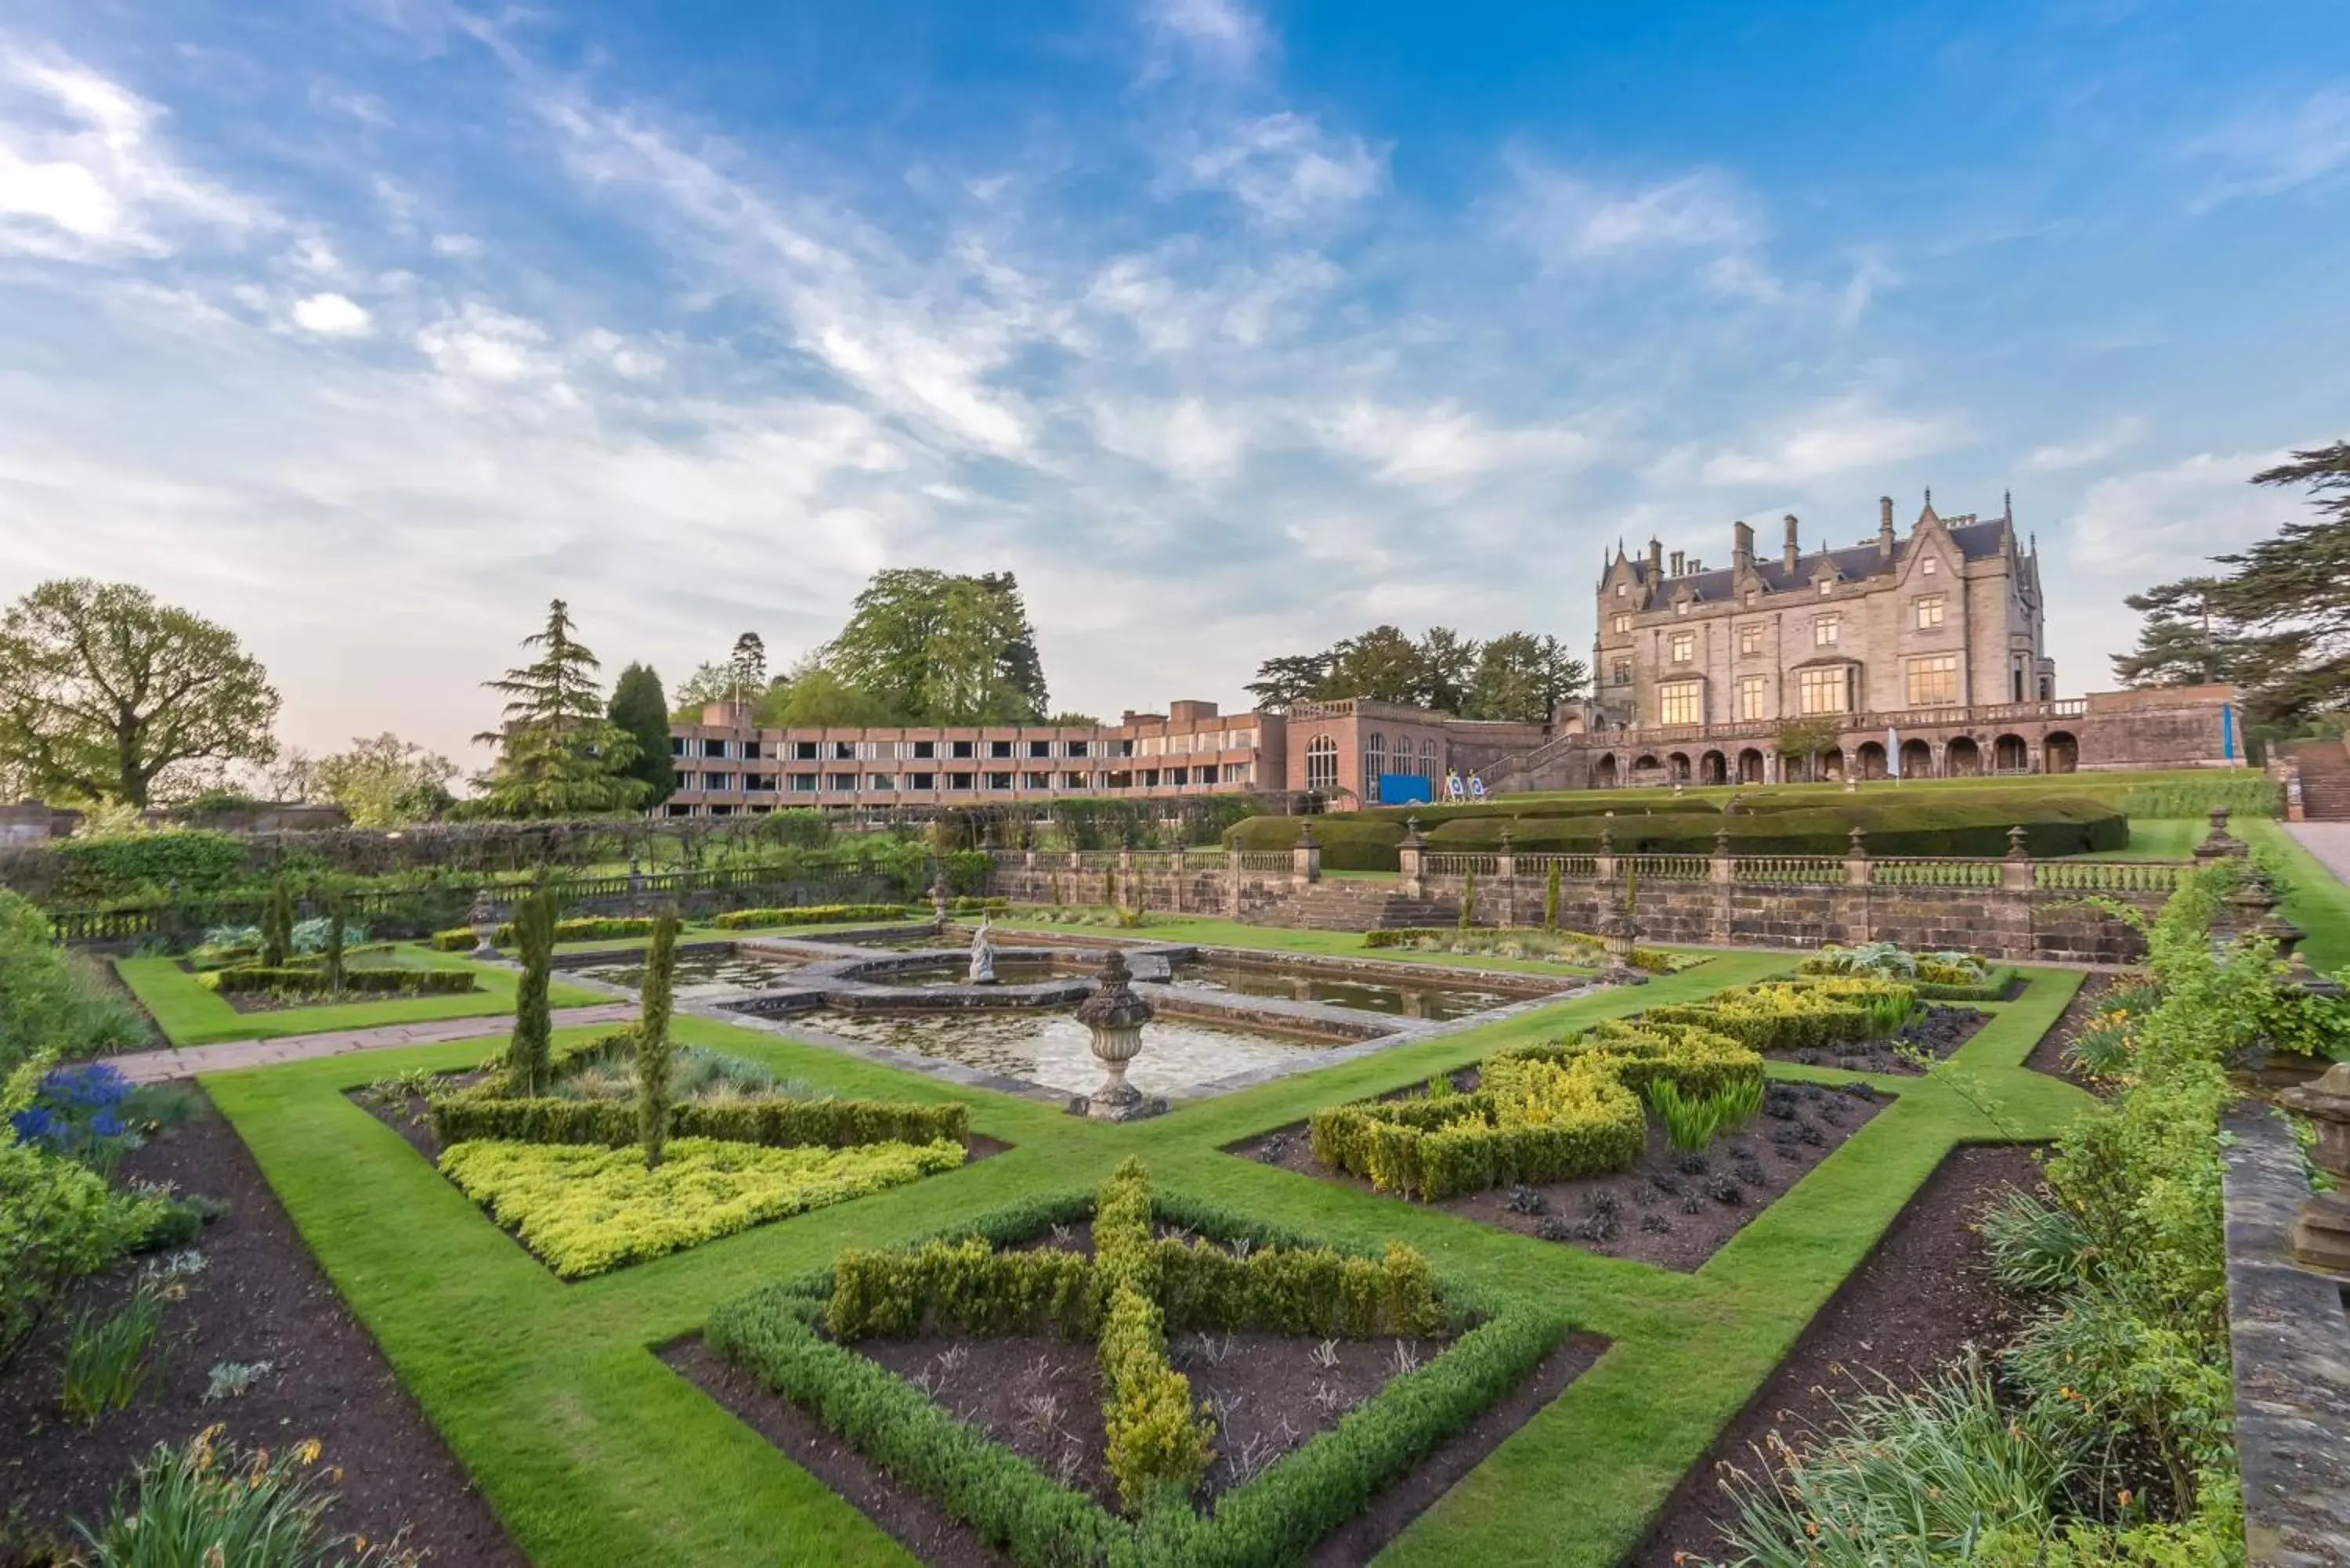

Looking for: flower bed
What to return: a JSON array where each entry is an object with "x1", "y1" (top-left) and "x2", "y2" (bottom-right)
[
  {"x1": 197, "y1": 965, "x2": 479, "y2": 998},
  {"x1": 439, "y1": 1136, "x2": 963, "y2": 1278},
  {"x1": 703, "y1": 1161, "x2": 1578, "y2": 1564}
]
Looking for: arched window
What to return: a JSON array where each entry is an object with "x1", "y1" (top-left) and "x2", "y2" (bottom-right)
[
  {"x1": 1419, "y1": 738, "x2": 1438, "y2": 778},
  {"x1": 1305, "y1": 735, "x2": 1338, "y2": 793},
  {"x1": 1364, "y1": 733, "x2": 1386, "y2": 802}
]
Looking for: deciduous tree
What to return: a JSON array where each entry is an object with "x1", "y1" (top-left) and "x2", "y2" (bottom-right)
[
  {"x1": 314, "y1": 734, "x2": 459, "y2": 826},
  {"x1": 0, "y1": 580, "x2": 280, "y2": 807},
  {"x1": 825, "y1": 569, "x2": 1047, "y2": 723}
]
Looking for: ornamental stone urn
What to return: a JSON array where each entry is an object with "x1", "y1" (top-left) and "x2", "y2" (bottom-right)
[
  {"x1": 467, "y1": 890, "x2": 500, "y2": 959},
  {"x1": 1075, "y1": 949, "x2": 1156, "y2": 1120},
  {"x1": 1599, "y1": 897, "x2": 1647, "y2": 987},
  {"x1": 2280, "y1": 1061, "x2": 2350, "y2": 1278}
]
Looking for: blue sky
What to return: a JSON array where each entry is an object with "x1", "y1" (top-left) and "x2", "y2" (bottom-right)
[{"x1": 0, "y1": 0, "x2": 2343, "y2": 765}]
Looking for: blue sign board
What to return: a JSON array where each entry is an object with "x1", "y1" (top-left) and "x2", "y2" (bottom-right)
[{"x1": 1379, "y1": 772, "x2": 1433, "y2": 805}]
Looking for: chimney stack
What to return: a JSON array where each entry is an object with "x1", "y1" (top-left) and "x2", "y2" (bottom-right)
[
  {"x1": 1732, "y1": 518, "x2": 1755, "y2": 571},
  {"x1": 1669, "y1": 550, "x2": 1686, "y2": 576},
  {"x1": 1781, "y1": 514, "x2": 1800, "y2": 573},
  {"x1": 1647, "y1": 537, "x2": 1662, "y2": 580},
  {"x1": 1878, "y1": 495, "x2": 1896, "y2": 559}
]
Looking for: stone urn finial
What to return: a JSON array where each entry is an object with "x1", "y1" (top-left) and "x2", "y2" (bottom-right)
[
  {"x1": 2005, "y1": 823, "x2": 2030, "y2": 860},
  {"x1": 1847, "y1": 825, "x2": 1869, "y2": 858},
  {"x1": 2193, "y1": 806, "x2": 2247, "y2": 863},
  {"x1": 467, "y1": 889, "x2": 500, "y2": 959},
  {"x1": 2281, "y1": 1062, "x2": 2350, "y2": 1277},
  {"x1": 1075, "y1": 949, "x2": 1155, "y2": 1120},
  {"x1": 1401, "y1": 815, "x2": 1426, "y2": 848}
]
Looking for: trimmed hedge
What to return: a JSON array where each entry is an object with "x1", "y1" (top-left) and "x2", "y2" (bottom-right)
[
  {"x1": 1227, "y1": 791, "x2": 2128, "y2": 869},
  {"x1": 426, "y1": 1087, "x2": 969, "y2": 1152},
  {"x1": 197, "y1": 966, "x2": 478, "y2": 997},
  {"x1": 709, "y1": 904, "x2": 917, "y2": 930},
  {"x1": 707, "y1": 1170, "x2": 1564, "y2": 1564},
  {"x1": 1363, "y1": 926, "x2": 1683, "y2": 973},
  {"x1": 1645, "y1": 977, "x2": 1916, "y2": 1054},
  {"x1": 430, "y1": 916, "x2": 662, "y2": 952},
  {"x1": 1308, "y1": 1020, "x2": 1760, "y2": 1201}
]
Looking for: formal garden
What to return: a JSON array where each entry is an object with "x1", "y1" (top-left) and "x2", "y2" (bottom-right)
[{"x1": 2, "y1": 778, "x2": 2345, "y2": 1566}]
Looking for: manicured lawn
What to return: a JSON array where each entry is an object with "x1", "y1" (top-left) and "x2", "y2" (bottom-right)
[
  {"x1": 199, "y1": 940, "x2": 2095, "y2": 1567},
  {"x1": 117, "y1": 945, "x2": 607, "y2": 1046},
  {"x1": 2245, "y1": 818, "x2": 2350, "y2": 975},
  {"x1": 2099, "y1": 816, "x2": 2204, "y2": 860}
]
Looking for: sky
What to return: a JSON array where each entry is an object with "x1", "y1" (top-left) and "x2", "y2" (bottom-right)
[{"x1": 0, "y1": 0, "x2": 2345, "y2": 771}]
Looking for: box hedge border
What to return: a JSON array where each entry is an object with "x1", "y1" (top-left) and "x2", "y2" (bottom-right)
[
  {"x1": 426, "y1": 1087, "x2": 968, "y2": 1152},
  {"x1": 702, "y1": 1183, "x2": 1569, "y2": 1568}
]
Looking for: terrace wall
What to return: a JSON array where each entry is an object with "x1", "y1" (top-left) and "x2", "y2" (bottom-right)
[{"x1": 979, "y1": 847, "x2": 2181, "y2": 963}]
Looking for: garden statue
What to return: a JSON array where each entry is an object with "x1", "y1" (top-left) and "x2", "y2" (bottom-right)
[
  {"x1": 930, "y1": 874, "x2": 952, "y2": 929},
  {"x1": 2280, "y1": 1061, "x2": 2350, "y2": 1277},
  {"x1": 1075, "y1": 948, "x2": 1155, "y2": 1120},
  {"x1": 468, "y1": 889, "x2": 499, "y2": 959},
  {"x1": 967, "y1": 916, "x2": 996, "y2": 985}
]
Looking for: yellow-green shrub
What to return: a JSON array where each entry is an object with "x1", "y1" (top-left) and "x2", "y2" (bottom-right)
[
  {"x1": 826, "y1": 1239, "x2": 1092, "y2": 1339},
  {"x1": 429, "y1": 916, "x2": 661, "y2": 952},
  {"x1": 1646, "y1": 977, "x2": 1914, "y2": 1053},
  {"x1": 1308, "y1": 1021, "x2": 1759, "y2": 1200},
  {"x1": 427, "y1": 1086, "x2": 967, "y2": 1151},
  {"x1": 437, "y1": 1136, "x2": 962, "y2": 1278},
  {"x1": 708, "y1": 904, "x2": 913, "y2": 930}
]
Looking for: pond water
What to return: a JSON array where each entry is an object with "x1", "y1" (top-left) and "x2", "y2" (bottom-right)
[
  {"x1": 570, "y1": 947, "x2": 808, "y2": 1000},
  {"x1": 799, "y1": 1009, "x2": 1337, "y2": 1099},
  {"x1": 859, "y1": 958, "x2": 1063, "y2": 988},
  {"x1": 1166, "y1": 959, "x2": 1526, "y2": 1022}
]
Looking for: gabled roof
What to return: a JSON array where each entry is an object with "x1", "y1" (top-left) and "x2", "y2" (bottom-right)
[{"x1": 1645, "y1": 515, "x2": 2019, "y2": 603}]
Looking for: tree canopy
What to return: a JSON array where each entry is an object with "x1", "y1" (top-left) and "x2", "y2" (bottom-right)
[
  {"x1": 2113, "y1": 443, "x2": 2350, "y2": 733},
  {"x1": 606, "y1": 663, "x2": 677, "y2": 804},
  {"x1": 1246, "y1": 623, "x2": 1587, "y2": 721},
  {"x1": 823, "y1": 569, "x2": 1048, "y2": 724},
  {"x1": 472, "y1": 600, "x2": 649, "y2": 818},
  {"x1": 0, "y1": 579, "x2": 280, "y2": 807},
  {"x1": 314, "y1": 733, "x2": 458, "y2": 826}
]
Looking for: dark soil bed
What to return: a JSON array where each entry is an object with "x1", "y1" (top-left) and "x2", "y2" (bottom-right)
[
  {"x1": 663, "y1": 1324, "x2": 1604, "y2": 1568},
  {"x1": 1768, "y1": 1004, "x2": 1990, "y2": 1076},
  {"x1": 1625, "y1": 1143, "x2": 2041, "y2": 1568},
  {"x1": 2026, "y1": 972, "x2": 2118, "y2": 1089},
  {"x1": 1228, "y1": 1078, "x2": 1890, "y2": 1272},
  {"x1": 0, "y1": 1085, "x2": 522, "y2": 1566}
]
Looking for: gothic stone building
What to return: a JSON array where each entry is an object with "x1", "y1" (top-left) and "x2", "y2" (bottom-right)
[{"x1": 1558, "y1": 493, "x2": 2240, "y2": 786}]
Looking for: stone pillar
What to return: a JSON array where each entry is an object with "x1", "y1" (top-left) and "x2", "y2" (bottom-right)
[
  {"x1": 1024, "y1": 847, "x2": 1039, "y2": 871},
  {"x1": 2280, "y1": 1063, "x2": 2350, "y2": 1277},
  {"x1": 1225, "y1": 855, "x2": 1243, "y2": 918},
  {"x1": 1844, "y1": 826, "x2": 1871, "y2": 887},
  {"x1": 1710, "y1": 825, "x2": 1734, "y2": 885},
  {"x1": 1397, "y1": 816, "x2": 1427, "y2": 899},
  {"x1": 2000, "y1": 824, "x2": 2034, "y2": 892},
  {"x1": 1496, "y1": 829, "x2": 1517, "y2": 927},
  {"x1": 1170, "y1": 846, "x2": 1186, "y2": 913},
  {"x1": 1292, "y1": 823, "x2": 1321, "y2": 889},
  {"x1": 1594, "y1": 821, "x2": 1617, "y2": 883}
]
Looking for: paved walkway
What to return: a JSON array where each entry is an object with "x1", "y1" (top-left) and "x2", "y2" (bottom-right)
[
  {"x1": 111, "y1": 1003, "x2": 642, "y2": 1085},
  {"x1": 2286, "y1": 822, "x2": 2350, "y2": 887}
]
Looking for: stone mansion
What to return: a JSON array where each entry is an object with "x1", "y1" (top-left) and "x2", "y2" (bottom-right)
[{"x1": 1594, "y1": 494, "x2": 2052, "y2": 734}]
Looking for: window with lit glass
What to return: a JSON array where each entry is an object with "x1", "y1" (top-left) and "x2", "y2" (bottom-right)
[
  {"x1": 1738, "y1": 623, "x2": 1763, "y2": 656},
  {"x1": 1907, "y1": 654, "x2": 1961, "y2": 706},
  {"x1": 1799, "y1": 667, "x2": 1849, "y2": 714},
  {"x1": 1659, "y1": 682, "x2": 1702, "y2": 725},
  {"x1": 1669, "y1": 631, "x2": 1695, "y2": 664},
  {"x1": 1921, "y1": 555, "x2": 1938, "y2": 575},
  {"x1": 1304, "y1": 735, "x2": 1337, "y2": 793},
  {"x1": 1813, "y1": 616, "x2": 1840, "y2": 648},
  {"x1": 1736, "y1": 674, "x2": 1770, "y2": 720},
  {"x1": 1611, "y1": 612, "x2": 1631, "y2": 634},
  {"x1": 1914, "y1": 594, "x2": 1945, "y2": 630}
]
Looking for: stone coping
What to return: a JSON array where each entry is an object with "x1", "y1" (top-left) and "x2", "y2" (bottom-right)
[{"x1": 2219, "y1": 1104, "x2": 2350, "y2": 1567}]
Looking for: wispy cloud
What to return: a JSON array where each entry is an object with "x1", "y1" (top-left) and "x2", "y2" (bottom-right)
[
  {"x1": 1185, "y1": 112, "x2": 1386, "y2": 225},
  {"x1": 1140, "y1": 0, "x2": 1272, "y2": 78},
  {"x1": 1701, "y1": 398, "x2": 1968, "y2": 486},
  {"x1": 0, "y1": 42, "x2": 262, "y2": 259},
  {"x1": 2186, "y1": 81, "x2": 2350, "y2": 207},
  {"x1": 2021, "y1": 415, "x2": 2146, "y2": 472},
  {"x1": 1500, "y1": 159, "x2": 1759, "y2": 266}
]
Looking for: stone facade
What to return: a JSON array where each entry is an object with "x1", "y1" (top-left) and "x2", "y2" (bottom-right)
[{"x1": 1594, "y1": 494, "x2": 2052, "y2": 732}]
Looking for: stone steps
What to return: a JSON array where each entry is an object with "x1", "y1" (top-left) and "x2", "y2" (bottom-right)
[
  {"x1": 2290, "y1": 741, "x2": 2350, "y2": 821},
  {"x1": 1245, "y1": 881, "x2": 1460, "y2": 932}
]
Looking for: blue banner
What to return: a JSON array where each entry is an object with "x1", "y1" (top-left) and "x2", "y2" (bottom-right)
[{"x1": 1379, "y1": 772, "x2": 1433, "y2": 805}]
